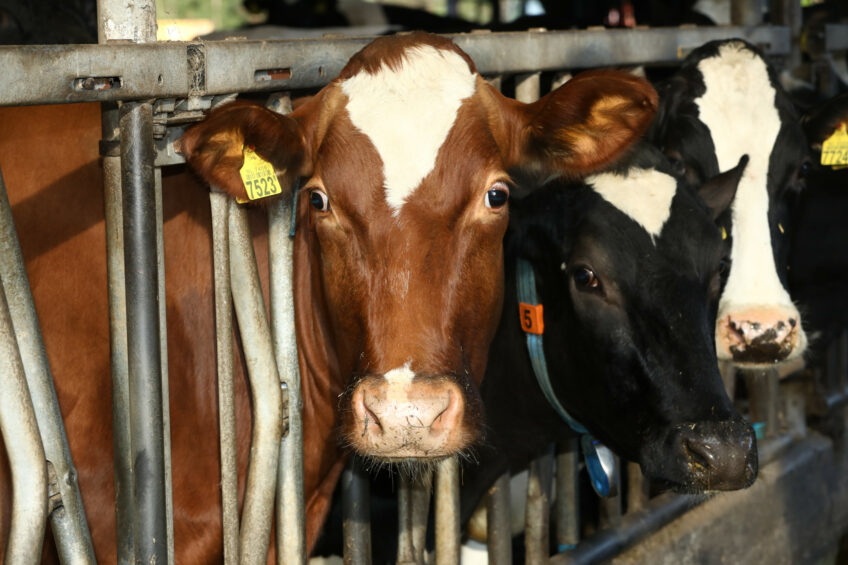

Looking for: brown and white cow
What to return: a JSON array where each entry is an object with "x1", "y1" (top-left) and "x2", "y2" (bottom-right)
[{"x1": 1, "y1": 32, "x2": 656, "y2": 562}]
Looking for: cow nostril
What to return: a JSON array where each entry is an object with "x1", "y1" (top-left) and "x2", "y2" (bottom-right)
[
  {"x1": 429, "y1": 390, "x2": 462, "y2": 435},
  {"x1": 683, "y1": 438, "x2": 716, "y2": 471},
  {"x1": 789, "y1": 318, "x2": 797, "y2": 328}
]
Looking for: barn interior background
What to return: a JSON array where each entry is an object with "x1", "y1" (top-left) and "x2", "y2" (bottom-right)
[{"x1": 0, "y1": 0, "x2": 846, "y2": 564}]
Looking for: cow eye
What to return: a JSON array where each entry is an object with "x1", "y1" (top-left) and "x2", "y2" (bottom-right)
[
  {"x1": 309, "y1": 190, "x2": 329, "y2": 212},
  {"x1": 573, "y1": 267, "x2": 600, "y2": 290},
  {"x1": 485, "y1": 182, "x2": 509, "y2": 209}
]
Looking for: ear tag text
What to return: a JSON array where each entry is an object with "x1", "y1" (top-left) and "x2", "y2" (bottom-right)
[
  {"x1": 821, "y1": 123, "x2": 848, "y2": 168},
  {"x1": 519, "y1": 302, "x2": 544, "y2": 335},
  {"x1": 240, "y1": 146, "x2": 283, "y2": 201}
]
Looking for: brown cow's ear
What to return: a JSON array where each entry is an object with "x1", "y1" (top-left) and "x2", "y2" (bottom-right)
[
  {"x1": 179, "y1": 100, "x2": 308, "y2": 203},
  {"x1": 518, "y1": 70, "x2": 659, "y2": 177}
]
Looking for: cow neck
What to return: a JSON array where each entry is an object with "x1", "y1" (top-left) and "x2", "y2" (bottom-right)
[{"x1": 515, "y1": 258, "x2": 617, "y2": 498}]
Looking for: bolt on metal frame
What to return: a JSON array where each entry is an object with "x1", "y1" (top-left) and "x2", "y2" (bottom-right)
[{"x1": 0, "y1": 0, "x2": 845, "y2": 562}]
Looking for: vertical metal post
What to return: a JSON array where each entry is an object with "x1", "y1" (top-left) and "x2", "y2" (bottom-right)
[
  {"x1": 211, "y1": 190, "x2": 239, "y2": 564},
  {"x1": 0, "y1": 169, "x2": 95, "y2": 562},
  {"x1": 120, "y1": 100, "x2": 168, "y2": 565},
  {"x1": 554, "y1": 439, "x2": 579, "y2": 553},
  {"x1": 730, "y1": 0, "x2": 762, "y2": 25},
  {"x1": 525, "y1": 452, "x2": 553, "y2": 565},
  {"x1": 228, "y1": 201, "x2": 283, "y2": 565},
  {"x1": 342, "y1": 458, "x2": 372, "y2": 565},
  {"x1": 769, "y1": 0, "x2": 802, "y2": 67},
  {"x1": 719, "y1": 361, "x2": 737, "y2": 402},
  {"x1": 98, "y1": 2, "x2": 158, "y2": 562},
  {"x1": 626, "y1": 462, "x2": 649, "y2": 514},
  {"x1": 397, "y1": 472, "x2": 432, "y2": 565},
  {"x1": 102, "y1": 102, "x2": 135, "y2": 564},
  {"x1": 267, "y1": 94, "x2": 307, "y2": 565},
  {"x1": 515, "y1": 72, "x2": 541, "y2": 103},
  {"x1": 599, "y1": 458, "x2": 622, "y2": 529},
  {"x1": 0, "y1": 282, "x2": 47, "y2": 565},
  {"x1": 435, "y1": 457, "x2": 461, "y2": 565},
  {"x1": 486, "y1": 472, "x2": 512, "y2": 565},
  {"x1": 154, "y1": 166, "x2": 175, "y2": 565},
  {"x1": 764, "y1": 368, "x2": 780, "y2": 438}
]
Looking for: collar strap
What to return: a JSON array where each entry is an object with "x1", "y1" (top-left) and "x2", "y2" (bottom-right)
[{"x1": 516, "y1": 258, "x2": 618, "y2": 498}]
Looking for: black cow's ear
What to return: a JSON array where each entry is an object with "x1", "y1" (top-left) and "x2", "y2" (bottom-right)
[
  {"x1": 699, "y1": 155, "x2": 748, "y2": 220},
  {"x1": 801, "y1": 92, "x2": 848, "y2": 152}
]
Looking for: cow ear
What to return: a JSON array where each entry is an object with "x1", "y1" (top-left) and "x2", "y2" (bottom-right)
[
  {"x1": 801, "y1": 92, "x2": 848, "y2": 152},
  {"x1": 179, "y1": 100, "x2": 308, "y2": 203},
  {"x1": 699, "y1": 155, "x2": 748, "y2": 220},
  {"x1": 517, "y1": 70, "x2": 659, "y2": 177}
]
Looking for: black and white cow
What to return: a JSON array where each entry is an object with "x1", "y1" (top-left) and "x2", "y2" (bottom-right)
[
  {"x1": 458, "y1": 143, "x2": 757, "y2": 528},
  {"x1": 650, "y1": 39, "x2": 808, "y2": 367}
]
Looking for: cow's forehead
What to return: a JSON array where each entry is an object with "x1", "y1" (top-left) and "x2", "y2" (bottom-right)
[
  {"x1": 340, "y1": 45, "x2": 478, "y2": 214},
  {"x1": 587, "y1": 168, "x2": 678, "y2": 241}
]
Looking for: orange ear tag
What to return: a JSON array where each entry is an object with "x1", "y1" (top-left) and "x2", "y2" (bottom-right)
[
  {"x1": 519, "y1": 302, "x2": 544, "y2": 335},
  {"x1": 239, "y1": 146, "x2": 283, "y2": 201}
]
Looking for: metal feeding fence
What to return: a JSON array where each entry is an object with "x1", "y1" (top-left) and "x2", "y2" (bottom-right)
[{"x1": 0, "y1": 0, "x2": 847, "y2": 564}]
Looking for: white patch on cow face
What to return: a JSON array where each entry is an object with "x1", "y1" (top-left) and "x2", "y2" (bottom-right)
[
  {"x1": 341, "y1": 45, "x2": 477, "y2": 214},
  {"x1": 695, "y1": 42, "x2": 797, "y2": 318},
  {"x1": 384, "y1": 363, "x2": 414, "y2": 384},
  {"x1": 588, "y1": 168, "x2": 678, "y2": 241}
]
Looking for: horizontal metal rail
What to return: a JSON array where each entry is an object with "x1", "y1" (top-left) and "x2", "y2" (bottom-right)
[{"x1": 0, "y1": 26, "x2": 796, "y2": 107}]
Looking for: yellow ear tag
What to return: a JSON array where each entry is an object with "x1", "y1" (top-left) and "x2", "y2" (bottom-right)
[
  {"x1": 778, "y1": 223, "x2": 784, "y2": 234},
  {"x1": 821, "y1": 123, "x2": 848, "y2": 168},
  {"x1": 239, "y1": 146, "x2": 283, "y2": 201},
  {"x1": 721, "y1": 226, "x2": 727, "y2": 240}
]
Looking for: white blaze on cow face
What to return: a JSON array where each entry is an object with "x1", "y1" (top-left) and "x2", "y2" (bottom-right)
[
  {"x1": 588, "y1": 168, "x2": 677, "y2": 241},
  {"x1": 695, "y1": 41, "x2": 805, "y2": 363},
  {"x1": 341, "y1": 45, "x2": 477, "y2": 214}
]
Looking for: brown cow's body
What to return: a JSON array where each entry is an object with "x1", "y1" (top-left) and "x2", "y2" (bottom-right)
[{"x1": 1, "y1": 33, "x2": 658, "y2": 563}]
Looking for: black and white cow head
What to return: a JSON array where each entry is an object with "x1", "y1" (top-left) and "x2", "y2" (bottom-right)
[
  {"x1": 651, "y1": 39, "x2": 808, "y2": 368},
  {"x1": 506, "y1": 144, "x2": 757, "y2": 491}
]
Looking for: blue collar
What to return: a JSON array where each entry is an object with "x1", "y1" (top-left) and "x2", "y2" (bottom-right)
[{"x1": 515, "y1": 258, "x2": 618, "y2": 498}]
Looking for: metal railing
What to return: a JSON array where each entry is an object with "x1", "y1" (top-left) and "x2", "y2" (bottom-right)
[{"x1": 0, "y1": 0, "x2": 846, "y2": 564}]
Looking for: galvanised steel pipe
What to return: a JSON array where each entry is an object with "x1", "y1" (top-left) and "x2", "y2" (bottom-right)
[
  {"x1": 120, "y1": 100, "x2": 168, "y2": 564},
  {"x1": 0, "y1": 167, "x2": 95, "y2": 562},
  {"x1": 102, "y1": 101, "x2": 135, "y2": 565},
  {"x1": 342, "y1": 458, "x2": 371, "y2": 565},
  {"x1": 486, "y1": 472, "x2": 512, "y2": 565},
  {"x1": 435, "y1": 457, "x2": 460, "y2": 565},
  {"x1": 211, "y1": 190, "x2": 239, "y2": 564},
  {"x1": 154, "y1": 167, "x2": 175, "y2": 565},
  {"x1": 555, "y1": 440, "x2": 579, "y2": 552},
  {"x1": 397, "y1": 472, "x2": 431, "y2": 565},
  {"x1": 0, "y1": 279, "x2": 47, "y2": 565},
  {"x1": 228, "y1": 200, "x2": 282, "y2": 565},
  {"x1": 525, "y1": 452, "x2": 554, "y2": 565},
  {"x1": 267, "y1": 103, "x2": 306, "y2": 564}
]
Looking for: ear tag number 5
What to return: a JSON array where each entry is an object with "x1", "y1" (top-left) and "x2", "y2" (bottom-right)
[
  {"x1": 519, "y1": 302, "x2": 544, "y2": 335},
  {"x1": 239, "y1": 146, "x2": 283, "y2": 201}
]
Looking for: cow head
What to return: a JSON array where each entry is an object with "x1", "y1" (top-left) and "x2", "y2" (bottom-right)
[
  {"x1": 509, "y1": 145, "x2": 756, "y2": 490},
  {"x1": 650, "y1": 39, "x2": 808, "y2": 368},
  {"x1": 181, "y1": 32, "x2": 657, "y2": 462}
]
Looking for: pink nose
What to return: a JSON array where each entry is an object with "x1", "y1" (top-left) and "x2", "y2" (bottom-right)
[
  {"x1": 349, "y1": 377, "x2": 466, "y2": 459},
  {"x1": 717, "y1": 307, "x2": 800, "y2": 365}
]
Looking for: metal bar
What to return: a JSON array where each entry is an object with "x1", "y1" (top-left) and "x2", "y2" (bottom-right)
[
  {"x1": 96, "y1": 0, "x2": 156, "y2": 44},
  {"x1": 398, "y1": 475, "x2": 417, "y2": 565},
  {"x1": 550, "y1": 492, "x2": 703, "y2": 565},
  {"x1": 0, "y1": 246, "x2": 48, "y2": 565},
  {"x1": 626, "y1": 462, "x2": 649, "y2": 514},
  {"x1": 599, "y1": 458, "x2": 623, "y2": 529},
  {"x1": 121, "y1": 100, "x2": 168, "y2": 564},
  {"x1": 525, "y1": 452, "x2": 554, "y2": 565},
  {"x1": 228, "y1": 200, "x2": 282, "y2": 565},
  {"x1": 825, "y1": 24, "x2": 848, "y2": 52},
  {"x1": 0, "y1": 167, "x2": 95, "y2": 561},
  {"x1": 555, "y1": 440, "x2": 579, "y2": 552},
  {"x1": 764, "y1": 369, "x2": 779, "y2": 438},
  {"x1": 0, "y1": 27, "x2": 793, "y2": 107},
  {"x1": 154, "y1": 166, "x2": 175, "y2": 565},
  {"x1": 744, "y1": 370, "x2": 769, "y2": 436},
  {"x1": 486, "y1": 472, "x2": 512, "y2": 565},
  {"x1": 435, "y1": 457, "x2": 461, "y2": 565},
  {"x1": 515, "y1": 72, "x2": 541, "y2": 103},
  {"x1": 410, "y1": 473, "x2": 431, "y2": 565},
  {"x1": 267, "y1": 97, "x2": 307, "y2": 565},
  {"x1": 102, "y1": 101, "x2": 135, "y2": 565},
  {"x1": 397, "y1": 471, "x2": 431, "y2": 565},
  {"x1": 719, "y1": 360, "x2": 736, "y2": 401},
  {"x1": 211, "y1": 190, "x2": 239, "y2": 564},
  {"x1": 342, "y1": 458, "x2": 371, "y2": 565}
]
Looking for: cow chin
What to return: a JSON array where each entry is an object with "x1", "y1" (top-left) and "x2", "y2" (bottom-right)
[
  {"x1": 341, "y1": 374, "x2": 482, "y2": 462},
  {"x1": 639, "y1": 419, "x2": 758, "y2": 493}
]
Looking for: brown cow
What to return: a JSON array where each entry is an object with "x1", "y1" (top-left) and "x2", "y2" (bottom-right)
[{"x1": 1, "y1": 32, "x2": 656, "y2": 562}]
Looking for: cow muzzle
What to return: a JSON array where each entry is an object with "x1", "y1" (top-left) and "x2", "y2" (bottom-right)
[
  {"x1": 716, "y1": 305, "x2": 804, "y2": 366},
  {"x1": 347, "y1": 374, "x2": 470, "y2": 460},
  {"x1": 643, "y1": 419, "x2": 757, "y2": 492}
]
